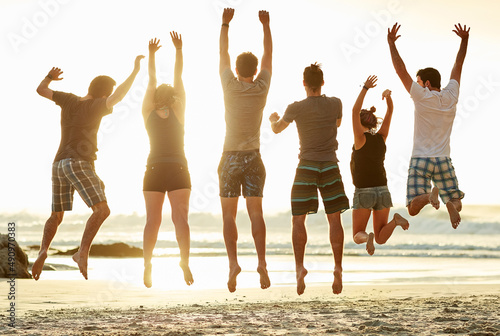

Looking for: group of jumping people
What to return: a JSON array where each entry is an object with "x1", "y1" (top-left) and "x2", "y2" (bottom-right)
[{"x1": 31, "y1": 8, "x2": 470, "y2": 296}]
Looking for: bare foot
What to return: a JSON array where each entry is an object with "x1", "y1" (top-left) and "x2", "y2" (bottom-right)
[
  {"x1": 332, "y1": 267, "x2": 343, "y2": 295},
  {"x1": 393, "y1": 213, "x2": 410, "y2": 230},
  {"x1": 430, "y1": 187, "x2": 440, "y2": 210},
  {"x1": 72, "y1": 251, "x2": 88, "y2": 280},
  {"x1": 296, "y1": 266, "x2": 308, "y2": 295},
  {"x1": 179, "y1": 261, "x2": 194, "y2": 286},
  {"x1": 257, "y1": 265, "x2": 271, "y2": 290},
  {"x1": 32, "y1": 251, "x2": 48, "y2": 281},
  {"x1": 227, "y1": 264, "x2": 241, "y2": 293},
  {"x1": 446, "y1": 201, "x2": 461, "y2": 229},
  {"x1": 366, "y1": 232, "x2": 375, "y2": 256},
  {"x1": 144, "y1": 263, "x2": 152, "y2": 288}
]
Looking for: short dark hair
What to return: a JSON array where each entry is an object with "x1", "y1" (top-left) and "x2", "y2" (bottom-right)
[
  {"x1": 360, "y1": 106, "x2": 380, "y2": 131},
  {"x1": 154, "y1": 84, "x2": 176, "y2": 109},
  {"x1": 303, "y1": 63, "x2": 323, "y2": 92},
  {"x1": 236, "y1": 52, "x2": 258, "y2": 78},
  {"x1": 416, "y1": 67, "x2": 441, "y2": 89},
  {"x1": 88, "y1": 75, "x2": 116, "y2": 98}
]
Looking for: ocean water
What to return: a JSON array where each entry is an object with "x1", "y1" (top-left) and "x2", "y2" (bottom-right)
[{"x1": 2, "y1": 205, "x2": 500, "y2": 288}]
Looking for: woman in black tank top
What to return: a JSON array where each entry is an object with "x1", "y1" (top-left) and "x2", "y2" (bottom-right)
[
  {"x1": 351, "y1": 75, "x2": 409, "y2": 256},
  {"x1": 141, "y1": 33, "x2": 193, "y2": 288}
]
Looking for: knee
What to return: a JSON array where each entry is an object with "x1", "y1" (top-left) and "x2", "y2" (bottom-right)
[
  {"x1": 93, "y1": 202, "x2": 110, "y2": 219},
  {"x1": 374, "y1": 235, "x2": 387, "y2": 245},
  {"x1": 50, "y1": 212, "x2": 64, "y2": 225},
  {"x1": 171, "y1": 213, "x2": 188, "y2": 229},
  {"x1": 353, "y1": 232, "x2": 364, "y2": 244},
  {"x1": 407, "y1": 206, "x2": 418, "y2": 217},
  {"x1": 292, "y1": 216, "x2": 305, "y2": 228}
]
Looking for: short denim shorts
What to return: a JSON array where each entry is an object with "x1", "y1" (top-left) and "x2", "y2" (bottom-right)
[{"x1": 352, "y1": 185, "x2": 393, "y2": 210}]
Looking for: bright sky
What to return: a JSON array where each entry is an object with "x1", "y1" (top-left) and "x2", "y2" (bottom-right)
[{"x1": 1, "y1": 0, "x2": 499, "y2": 215}]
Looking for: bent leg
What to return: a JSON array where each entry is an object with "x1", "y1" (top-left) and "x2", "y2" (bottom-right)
[
  {"x1": 373, "y1": 208, "x2": 409, "y2": 245},
  {"x1": 246, "y1": 197, "x2": 270, "y2": 290},
  {"x1": 221, "y1": 197, "x2": 241, "y2": 292},
  {"x1": 327, "y1": 211, "x2": 344, "y2": 295},
  {"x1": 32, "y1": 211, "x2": 64, "y2": 280},
  {"x1": 168, "y1": 188, "x2": 193, "y2": 285},
  {"x1": 142, "y1": 191, "x2": 166, "y2": 288},
  {"x1": 352, "y1": 208, "x2": 374, "y2": 255},
  {"x1": 292, "y1": 214, "x2": 308, "y2": 295},
  {"x1": 73, "y1": 201, "x2": 110, "y2": 280}
]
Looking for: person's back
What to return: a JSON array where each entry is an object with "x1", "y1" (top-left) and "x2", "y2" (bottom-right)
[
  {"x1": 221, "y1": 68, "x2": 271, "y2": 151},
  {"x1": 283, "y1": 95, "x2": 341, "y2": 161},
  {"x1": 410, "y1": 78, "x2": 459, "y2": 157},
  {"x1": 53, "y1": 92, "x2": 112, "y2": 162},
  {"x1": 351, "y1": 132, "x2": 387, "y2": 188}
]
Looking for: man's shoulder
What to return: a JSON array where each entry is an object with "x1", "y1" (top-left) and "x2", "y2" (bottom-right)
[
  {"x1": 442, "y1": 79, "x2": 459, "y2": 91},
  {"x1": 256, "y1": 69, "x2": 271, "y2": 82},
  {"x1": 53, "y1": 91, "x2": 79, "y2": 106}
]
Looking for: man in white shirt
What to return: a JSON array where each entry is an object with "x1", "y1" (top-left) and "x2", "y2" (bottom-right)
[{"x1": 387, "y1": 23, "x2": 470, "y2": 229}]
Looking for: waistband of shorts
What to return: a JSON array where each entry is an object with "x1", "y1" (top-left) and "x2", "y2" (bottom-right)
[
  {"x1": 53, "y1": 158, "x2": 93, "y2": 165},
  {"x1": 354, "y1": 185, "x2": 389, "y2": 193},
  {"x1": 222, "y1": 149, "x2": 260, "y2": 155}
]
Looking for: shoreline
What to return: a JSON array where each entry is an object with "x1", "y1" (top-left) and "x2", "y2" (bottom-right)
[{"x1": 4, "y1": 282, "x2": 500, "y2": 335}]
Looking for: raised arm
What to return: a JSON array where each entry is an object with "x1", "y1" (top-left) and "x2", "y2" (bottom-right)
[
  {"x1": 450, "y1": 23, "x2": 470, "y2": 84},
  {"x1": 219, "y1": 8, "x2": 234, "y2": 75},
  {"x1": 36, "y1": 67, "x2": 63, "y2": 101},
  {"x1": 171, "y1": 31, "x2": 186, "y2": 124},
  {"x1": 171, "y1": 31, "x2": 185, "y2": 101},
  {"x1": 387, "y1": 23, "x2": 412, "y2": 93},
  {"x1": 142, "y1": 38, "x2": 161, "y2": 120},
  {"x1": 259, "y1": 10, "x2": 272, "y2": 74},
  {"x1": 269, "y1": 112, "x2": 289, "y2": 134},
  {"x1": 352, "y1": 75, "x2": 377, "y2": 149},
  {"x1": 106, "y1": 55, "x2": 144, "y2": 109},
  {"x1": 377, "y1": 89, "x2": 394, "y2": 141}
]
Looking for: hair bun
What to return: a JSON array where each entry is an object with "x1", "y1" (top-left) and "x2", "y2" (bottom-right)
[
  {"x1": 369, "y1": 106, "x2": 376, "y2": 113},
  {"x1": 310, "y1": 62, "x2": 322, "y2": 71}
]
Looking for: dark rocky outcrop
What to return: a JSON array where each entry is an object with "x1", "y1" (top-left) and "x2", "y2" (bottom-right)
[
  {"x1": 54, "y1": 242, "x2": 143, "y2": 257},
  {"x1": 0, "y1": 234, "x2": 32, "y2": 278}
]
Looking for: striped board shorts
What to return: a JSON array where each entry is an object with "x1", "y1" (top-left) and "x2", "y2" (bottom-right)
[
  {"x1": 406, "y1": 157, "x2": 465, "y2": 205},
  {"x1": 52, "y1": 158, "x2": 107, "y2": 212},
  {"x1": 291, "y1": 160, "x2": 350, "y2": 216}
]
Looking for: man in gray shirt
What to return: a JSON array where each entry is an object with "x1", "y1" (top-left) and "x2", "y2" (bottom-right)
[
  {"x1": 270, "y1": 63, "x2": 349, "y2": 295},
  {"x1": 218, "y1": 7, "x2": 272, "y2": 292}
]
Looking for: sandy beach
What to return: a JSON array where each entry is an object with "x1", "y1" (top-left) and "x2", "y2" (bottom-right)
[{"x1": 2, "y1": 280, "x2": 499, "y2": 335}]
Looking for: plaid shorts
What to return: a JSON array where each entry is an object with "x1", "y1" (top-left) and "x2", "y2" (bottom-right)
[
  {"x1": 52, "y1": 158, "x2": 107, "y2": 212},
  {"x1": 291, "y1": 160, "x2": 350, "y2": 216},
  {"x1": 406, "y1": 157, "x2": 464, "y2": 205}
]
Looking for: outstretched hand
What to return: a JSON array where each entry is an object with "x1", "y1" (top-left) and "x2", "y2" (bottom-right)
[
  {"x1": 364, "y1": 75, "x2": 378, "y2": 89},
  {"x1": 382, "y1": 89, "x2": 392, "y2": 100},
  {"x1": 259, "y1": 10, "x2": 270, "y2": 25},
  {"x1": 170, "y1": 31, "x2": 182, "y2": 49},
  {"x1": 47, "y1": 67, "x2": 63, "y2": 81},
  {"x1": 387, "y1": 23, "x2": 401, "y2": 44},
  {"x1": 222, "y1": 8, "x2": 234, "y2": 24},
  {"x1": 453, "y1": 23, "x2": 470, "y2": 40},
  {"x1": 269, "y1": 112, "x2": 280, "y2": 123},
  {"x1": 134, "y1": 55, "x2": 145, "y2": 70},
  {"x1": 149, "y1": 38, "x2": 161, "y2": 54}
]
